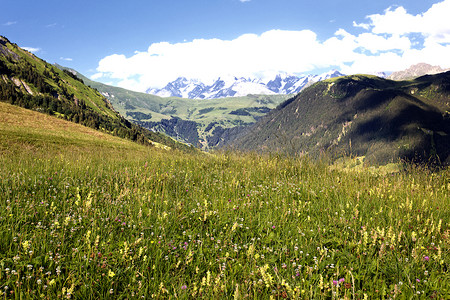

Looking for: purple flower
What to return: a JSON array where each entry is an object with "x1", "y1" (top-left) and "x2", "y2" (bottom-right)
[
  {"x1": 333, "y1": 280, "x2": 338, "y2": 286},
  {"x1": 416, "y1": 278, "x2": 420, "y2": 283},
  {"x1": 181, "y1": 285, "x2": 187, "y2": 290},
  {"x1": 339, "y1": 278, "x2": 345, "y2": 283},
  {"x1": 423, "y1": 256, "x2": 429, "y2": 261}
]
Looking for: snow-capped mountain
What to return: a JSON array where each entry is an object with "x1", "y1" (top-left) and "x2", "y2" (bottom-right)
[{"x1": 146, "y1": 70, "x2": 345, "y2": 99}]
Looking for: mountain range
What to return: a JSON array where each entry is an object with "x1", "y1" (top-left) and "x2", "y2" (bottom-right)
[{"x1": 146, "y1": 70, "x2": 344, "y2": 99}]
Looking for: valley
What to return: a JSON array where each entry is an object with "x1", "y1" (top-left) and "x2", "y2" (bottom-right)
[{"x1": 0, "y1": 35, "x2": 449, "y2": 299}]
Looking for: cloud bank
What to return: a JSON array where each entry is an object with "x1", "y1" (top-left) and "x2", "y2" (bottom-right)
[{"x1": 93, "y1": 0, "x2": 450, "y2": 92}]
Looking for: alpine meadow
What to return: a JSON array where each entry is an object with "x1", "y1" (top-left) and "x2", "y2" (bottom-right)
[{"x1": 1, "y1": 0, "x2": 450, "y2": 298}]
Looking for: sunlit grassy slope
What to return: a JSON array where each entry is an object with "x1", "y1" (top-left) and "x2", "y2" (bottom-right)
[
  {"x1": 1, "y1": 100, "x2": 449, "y2": 299},
  {"x1": 0, "y1": 101, "x2": 152, "y2": 154}
]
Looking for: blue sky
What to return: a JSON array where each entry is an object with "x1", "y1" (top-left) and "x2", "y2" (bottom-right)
[{"x1": 2, "y1": 0, "x2": 449, "y2": 91}]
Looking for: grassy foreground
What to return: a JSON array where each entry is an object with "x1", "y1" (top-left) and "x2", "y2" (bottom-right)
[{"x1": 0, "y1": 106, "x2": 449, "y2": 299}]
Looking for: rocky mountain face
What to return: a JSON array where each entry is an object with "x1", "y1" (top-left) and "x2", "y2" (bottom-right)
[
  {"x1": 146, "y1": 70, "x2": 345, "y2": 99},
  {"x1": 388, "y1": 63, "x2": 450, "y2": 80}
]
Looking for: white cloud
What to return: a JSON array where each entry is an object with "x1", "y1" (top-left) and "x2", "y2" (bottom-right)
[
  {"x1": 22, "y1": 47, "x2": 41, "y2": 53},
  {"x1": 239, "y1": 0, "x2": 251, "y2": 2},
  {"x1": 91, "y1": 73, "x2": 104, "y2": 80},
  {"x1": 352, "y1": 21, "x2": 370, "y2": 30},
  {"x1": 94, "y1": 0, "x2": 450, "y2": 92},
  {"x1": 358, "y1": 1, "x2": 450, "y2": 43},
  {"x1": 60, "y1": 57, "x2": 73, "y2": 61},
  {"x1": 354, "y1": 33, "x2": 411, "y2": 54}
]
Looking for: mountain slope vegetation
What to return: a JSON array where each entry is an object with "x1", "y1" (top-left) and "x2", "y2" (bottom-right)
[
  {"x1": 231, "y1": 73, "x2": 450, "y2": 165},
  {"x1": 0, "y1": 36, "x2": 192, "y2": 152}
]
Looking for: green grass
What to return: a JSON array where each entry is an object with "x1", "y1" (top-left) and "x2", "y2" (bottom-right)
[{"x1": 0, "y1": 104, "x2": 449, "y2": 299}]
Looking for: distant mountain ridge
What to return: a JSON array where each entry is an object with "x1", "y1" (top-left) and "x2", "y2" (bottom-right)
[
  {"x1": 146, "y1": 70, "x2": 345, "y2": 99},
  {"x1": 388, "y1": 63, "x2": 450, "y2": 80}
]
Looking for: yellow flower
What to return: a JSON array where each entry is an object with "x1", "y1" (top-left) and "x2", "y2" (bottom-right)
[
  {"x1": 22, "y1": 240, "x2": 30, "y2": 251},
  {"x1": 108, "y1": 270, "x2": 115, "y2": 278}
]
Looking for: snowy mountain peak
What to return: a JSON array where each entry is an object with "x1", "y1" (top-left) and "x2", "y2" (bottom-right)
[{"x1": 146, "y1": 71, "x2": 345, "y2": 99}]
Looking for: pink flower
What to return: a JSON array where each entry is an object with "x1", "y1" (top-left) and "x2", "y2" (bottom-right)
[
  {"x1": 272, "y1": 225, "x2": 276, "y2": 229},
  {"x1": 339, "y1": 278, "x2": 345, "y2": 283},
  {"x1": 423, "y1": 256, "x2": 429, "y2": 261},
  {"x1": 333, "y1": 280, "x2": 338, "y2": 286},
  {"x1": 181, "y1": 285, "x2": 187, "y2": 290}
]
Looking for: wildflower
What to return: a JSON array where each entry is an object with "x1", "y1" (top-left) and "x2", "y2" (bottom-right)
[
  {"x1": 108, "y1": 270, "x2": 115, "y2": 278},
  {"x1": 423, "y1": 256, "x2": 429, "y2": 262},
  {"x1": 339, "y1": 278, "x2": 345, "y2": 283},
  {"x1": 181, "y1": 285, "x2": 187, "y2": 290},
  {"x1": 333, "y1": 280, "x2": 338, "y2": 286},
  {"x1": 22, "y1": 240, "x2": 31, "y2": 251}
]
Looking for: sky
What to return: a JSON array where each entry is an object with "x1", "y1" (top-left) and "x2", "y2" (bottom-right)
[{"x1": 2, "y1": 0, "x2": 450, "y2": 92}]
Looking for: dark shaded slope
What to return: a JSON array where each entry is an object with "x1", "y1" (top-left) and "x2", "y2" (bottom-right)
[{"x1": 230, "y1": 73, "x2": 450, "y2": 165}]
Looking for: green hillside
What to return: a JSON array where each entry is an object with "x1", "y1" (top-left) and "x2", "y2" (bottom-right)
[
  {"x1": 75, "y1": 71, "x2": 289, "y2": 148},
  {"x1": 0, "y1": 36, "x2": 193, "y2": 152},
  {"x1": 231, "y1": 73, "x2": 450, "y2": 166}
]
